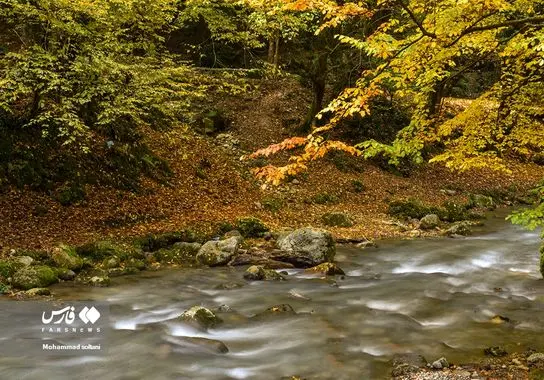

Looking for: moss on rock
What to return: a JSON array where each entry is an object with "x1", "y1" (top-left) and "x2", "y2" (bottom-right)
[
  {"x1": 180, "y1": 306, "x2": 223, "y2": 329},
  {"x1": 0, "y1": 259, "x2": 24, "y2": 279},
  {"x1": 52, "y1": 244, "x2": 83, "y2": 271},
  {"x1": 154, "y1": 242, "x2": 201, "y2": 265},
  {"x1": 304, "y1": 262, "x2": 345, "y2": 276},
  {"x1": 76, "y1": 241, "x2": 142, "y2": 261},
  {"x1": 12, "y1": 266, "x2": 58, "y2": 290}
]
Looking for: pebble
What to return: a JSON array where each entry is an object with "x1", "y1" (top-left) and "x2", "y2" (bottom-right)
[{"x1": 431, "y1": 357, "x2": 449, "y2": 369}]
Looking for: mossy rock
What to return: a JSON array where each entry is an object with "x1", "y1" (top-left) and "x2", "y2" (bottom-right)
[
  {"x1": 304, "y1": 262, "x2": 345, "y2": 276},
  {"x1": 25, "y1": 287, "x2": 51, "y2": 297},
  {"x1": 76, "y1": 241, "x2": 143, "y2": 261},
  {"x1": 321, "y1": 212, "x2": 354, "y2": 227},
  {"x1": 11, "y1": 266, "x2": 58, "y2": 290},
  {"x1": 235, "y1": 217, "x2": 269, "y2": 238},
  {"x1": 389, "y1": 198, "x2": 478, "y2": 222},
  {"x1": 52, "y1": 244, "x2": 83, "y2": 271},
  {"x1": 0, "y1": 282, "x2": 11, "y2": 294},
  {"x1": 126, "y1": 258, "x2": 146, "y2": 271},
  {"x1": 88, "y1": 275, "x2": 110, "y2": 287},
  {"x1": 155, "y1": 242, "x2": 201, "y2": 265},
  {"x1": 388, "y1": 198, "x2": 432, "y2": 219},
  {"x1": 180, "y1": 306, "x2": 223, "y2": 329},
  {"x1": 102, "y1": 256, "x2": 121, "y2": 269},
  {"x1": 243, "y1": 265, "x2": 285, "y2": 281},
  {"x1": 468, "y1": 194, "x2": 496, "y2": 210},
  {"x1": 12, "y1": 248, "x2": 50, "y2": 262},
  {"x1": 0, "y1": 259, "x2": 24, "y2": 279},
  {"x1": 57, "y1": 268, "x2": 76, "y2": 281}
]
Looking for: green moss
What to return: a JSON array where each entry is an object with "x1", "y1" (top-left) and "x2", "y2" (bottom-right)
[
  {"x1": 11, "y1": 266, "x2": 58, "y2": 290},
  {"x1": 0, "y1": 283, "x2": 10, "y2": 294},
  {"x1": 388, "y1": 198, "x2": 432, "y2": 219},
  {"x1": 134, "y1": 231, "x2": 195, "y2": 252},
  {"x1": 235, "y1": 217, "x2": 269, "y2": 238},
  {"x1": 180, "y1": 306, "x2": 223, "y2": 329},
  {"x1": 388, "y1": 198, "x2": 479, "y2": 222},
  {"x1": 76, "y1": 241, "x2": 143, "y2": 261},
  {"x1": 0, "y1": 259, "x2": 22, "y2": 278},
  {"x1": 154, "y1": 243, "x2": 200, "y2": 265},
  {"x1": 52, "y1": 244, "x2": 83, "y2": 271}
]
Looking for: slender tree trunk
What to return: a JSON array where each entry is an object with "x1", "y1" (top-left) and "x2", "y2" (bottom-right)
[
  {"x1": 273, "y1": 35, "x2": 280, "y2": 66},
  {"x1": 301, "y1": 52, "x2": 328, "y2": 132},
  {"x1": 267, "y1": 38, "x2": 275, "y2": 63}
]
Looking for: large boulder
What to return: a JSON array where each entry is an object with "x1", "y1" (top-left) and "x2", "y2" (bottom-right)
[
  {"x1": 196, "y1": 237, "x2": 240, "y2": 266},
  {"x1": 272, "y1": 228, "x2": 335, "y2": 268},
  {"x1": 12, "y1": 266, "x2": 58, "y2": 290}
]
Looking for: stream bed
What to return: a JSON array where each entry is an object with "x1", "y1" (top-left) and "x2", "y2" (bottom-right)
[{"x1": 1, "y1": 212, "x2": 543, "y2": 379}]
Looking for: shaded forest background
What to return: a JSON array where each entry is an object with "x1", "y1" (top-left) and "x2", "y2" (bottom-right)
[{"x1": 0, "y1": 0, "x2": 543, "y2": 249}]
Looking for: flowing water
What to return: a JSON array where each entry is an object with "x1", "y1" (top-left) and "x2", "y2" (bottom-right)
[{"x1": 1, "y1": 212, "x2": 543, "y2": 379}]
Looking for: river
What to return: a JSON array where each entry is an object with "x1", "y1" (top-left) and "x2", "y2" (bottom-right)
[{"x1": 1, "y1": 211, "x2": 542, "y2": 379}]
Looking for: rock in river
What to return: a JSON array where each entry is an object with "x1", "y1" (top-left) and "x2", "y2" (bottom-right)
[
  {"x1": 180, "y1": 306, "x2": 223, "y2": 329},
  {"x1": 243, "y1": 265, "x2": 285, "y2": 281},
  {"x1": 272, "y1": 227, "x2": 335, "y2": 268},
  {"x1": 304, "y1": 262, "x2": 345, "y2": 276},
  {"x1": 196, "y1": 237, "x2": 240, "y2": 266},
  {"x1": 252, "y1": 304, "x2": 296, "y2": 320}
]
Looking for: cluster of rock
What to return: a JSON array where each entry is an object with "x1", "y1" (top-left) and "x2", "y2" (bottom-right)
[
  {"x1": 391, "y1": 349, "x2": 544, "y2": 379},
  {"x1": 0, "y1": 224, "x2": 344, "y2": 296}
]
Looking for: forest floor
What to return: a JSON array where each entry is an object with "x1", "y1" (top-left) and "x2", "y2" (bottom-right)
[{"x1": 1, "y1": 77, "x2": 543, "y2": 251}]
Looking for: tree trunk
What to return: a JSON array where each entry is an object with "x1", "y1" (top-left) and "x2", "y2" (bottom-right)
[
  {"x1": 267, "y1": 38, "x2": 275, "y2": 63},
  {"x1": 273, "y1": 36, "x2": 280, "y2": 66},
  {"x1": 301, "y1": 53, "x2": 328, "y2": 132}
]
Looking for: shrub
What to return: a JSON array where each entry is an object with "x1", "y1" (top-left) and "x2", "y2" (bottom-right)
[{"x1": 235, "y1": 217, "x2": 269, "y2": 238}]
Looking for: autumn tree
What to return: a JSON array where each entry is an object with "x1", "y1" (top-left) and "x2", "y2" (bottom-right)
[{"x1": 249, "y1": 0, "x2": 544, "y2": 193}]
